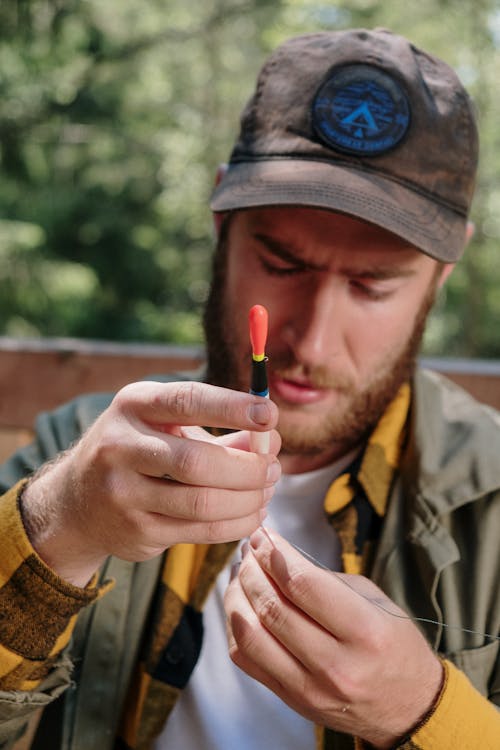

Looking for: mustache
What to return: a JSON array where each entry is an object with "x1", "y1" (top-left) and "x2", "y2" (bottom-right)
[{"x1": 268, "y1": 351, "x2": 353, "y2": 391}]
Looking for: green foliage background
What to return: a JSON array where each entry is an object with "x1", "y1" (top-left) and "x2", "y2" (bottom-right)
[{"x1": 1, "y1": 0, "x2": 499, "y2": 356}]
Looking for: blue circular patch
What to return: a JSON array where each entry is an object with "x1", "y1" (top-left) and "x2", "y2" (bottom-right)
[{"x1": 312, "y1": 64, "x2": 410, "y2": 156}]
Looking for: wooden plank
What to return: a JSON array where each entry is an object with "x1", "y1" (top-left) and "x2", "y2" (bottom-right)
[
  {"x1": 433, "y1": 372, "x2": 499, "y2": 411},
  {"x1": 0, "y1": 337, "x2": 204, "y2": 430},
  {"x1": 421, "y1": 357, "x2": 500, "y2": 412}
]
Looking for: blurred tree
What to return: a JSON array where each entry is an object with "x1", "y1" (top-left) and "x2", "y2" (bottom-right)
[
  {"x1": 0, "y1": 0, "x2": 498, "y2": 356},
  {"x1": 0, "y1": 0, "x2": 283, "y2": 342}
]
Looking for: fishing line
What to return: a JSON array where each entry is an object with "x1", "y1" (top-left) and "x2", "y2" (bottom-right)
[{"x1": 277, "y1": 532, "x2": 500, "y2": 644}]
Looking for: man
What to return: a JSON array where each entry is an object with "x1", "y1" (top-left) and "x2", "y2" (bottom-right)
[{"x1": 0, "y1": 28, "x2": 498, "y2": 750}]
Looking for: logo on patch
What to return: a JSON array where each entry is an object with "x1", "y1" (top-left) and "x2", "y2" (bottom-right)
[{"x1": 312, "y1": 64, "x2": 410, "y2": 156}]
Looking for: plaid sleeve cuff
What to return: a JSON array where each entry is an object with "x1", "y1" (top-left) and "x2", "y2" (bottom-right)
[{"x1": 0, "y1": 480, "x2": 113, "y2": 690}]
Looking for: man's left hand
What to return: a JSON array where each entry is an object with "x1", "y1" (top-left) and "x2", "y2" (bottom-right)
[{"x1": 224, "y1": 528, "x2": 443, "y2": 749}]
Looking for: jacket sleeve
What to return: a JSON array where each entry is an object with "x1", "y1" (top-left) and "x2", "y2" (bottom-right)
[
  {"x1": 0, "y1": 392, "x2": 114, "y2": 493},
  {"x1": 0, "y1": 654, "x2": 73, "y2": 750},
  {"x1": 0, "y1": 394, "x2": 114, "y2": 746},
  {"x1": 0, "y1": 481, "x2": 113, "y2": 748}
]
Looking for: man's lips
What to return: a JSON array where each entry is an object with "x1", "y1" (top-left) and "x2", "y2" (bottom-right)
[{"x1": 269, "y1": 372, "x2": 331, "y2": 405}]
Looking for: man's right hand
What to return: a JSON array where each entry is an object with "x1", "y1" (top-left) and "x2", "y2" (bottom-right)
[{"x1": 20, "y1": 381, "x2": 281, "y2": 587}]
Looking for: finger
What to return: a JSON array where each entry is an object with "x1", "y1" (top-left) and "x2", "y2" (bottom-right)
[
  {"x1": 224, "y1": 574, "x2": 310, "y2": 710},
  {"x1": 133, "y1": 477, "x2": 275, "y2": 522},
  {"x1": 225, "y1": 584, "x2": 352, "y2": 730},
  {"x1": 127, "y1": 432, "x2": 282, "y2": 489},
  {"x1": 179, "y1": 425, "x2": 219, "y2": 443},
  {"x1": 217, "y1": 428, "x2": 282, "y2": 457},
  {"x1": 114, "y1": 380, "x2": 278, "y2": 432},
  {"x1": 248, "y1": 528, "x2": 376, "y2": 641},
  {"x1": 142, "y1": 507, "x2": 268, "y2": 547},
  {"x1": 179, "y1": 426, "x2": 282, "y2": 457},
  {"x1": 237, "y1": 547, "x2": 336, "y2": 673}
]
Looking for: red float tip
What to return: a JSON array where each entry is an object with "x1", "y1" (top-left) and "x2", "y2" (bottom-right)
[{"x1": 249, "y1": 305, "x2": 268, "y2": 360}]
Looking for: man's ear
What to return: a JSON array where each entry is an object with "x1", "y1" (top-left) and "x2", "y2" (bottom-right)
[
  {"x1": 438, "y1": 262, "x2": 455, "y2": 288},
  {"x1": 466, "y1": 220, "x2": 475, "y2": 243},
  {"x1": 438, "y1": 220, "x2": 475, "y2": 289},
  {"x1": 212, "y1": 163, "x2": 228, "y2": 236}
]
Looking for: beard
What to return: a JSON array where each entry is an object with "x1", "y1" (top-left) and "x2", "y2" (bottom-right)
[{"x1": 203, "y1": 220, "x2": 440, "y2": 458}]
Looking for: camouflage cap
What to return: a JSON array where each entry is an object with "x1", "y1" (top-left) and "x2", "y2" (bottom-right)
[{"x1": 210, "y1": 29, "x2": 479, "y2": 262}]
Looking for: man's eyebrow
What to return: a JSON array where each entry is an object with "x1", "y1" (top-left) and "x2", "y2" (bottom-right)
[
  {"x1": 253, "y1": 232, "x2": 419, "y2": 279},
  {"x1": 344, "y1": 267, "x2": 417, "y2": 280},
  {"x1": 252, "y1": 232, "x2": 326, "y2": 270}
]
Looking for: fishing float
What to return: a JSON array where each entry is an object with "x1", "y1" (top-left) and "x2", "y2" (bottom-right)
[{"x1": 248, "y1": 304, "x2": 270, "y2": 454}]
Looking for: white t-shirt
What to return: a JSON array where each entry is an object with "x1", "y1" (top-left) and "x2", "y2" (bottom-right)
[{"x1": 154, "y1": 451, "x2": 357, "y2": 749}]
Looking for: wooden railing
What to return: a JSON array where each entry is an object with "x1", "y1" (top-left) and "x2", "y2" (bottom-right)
[
  {"x1": 0, "y1": 337, "x2": 203, "y2": 461},
  {"x1": 0, "y1": 336, "x2": 498, "y2": 462}
]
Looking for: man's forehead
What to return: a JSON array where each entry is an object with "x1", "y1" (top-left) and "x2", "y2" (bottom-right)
[
  {"x1": 230, "y1": 206, "x2": 426, "y2": 266},
  {"x1": 234, "y1": 205, "x2": 405, "y2": 237}
]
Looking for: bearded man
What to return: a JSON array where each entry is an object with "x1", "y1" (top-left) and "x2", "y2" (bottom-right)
[{"x1": 0, "y1": 28, "x2": 498, "y2": 750}]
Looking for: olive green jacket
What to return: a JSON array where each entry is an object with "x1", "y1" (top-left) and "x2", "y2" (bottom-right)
[{"x1": 0, "y1": 369, "x2": 498, "y2": 749}]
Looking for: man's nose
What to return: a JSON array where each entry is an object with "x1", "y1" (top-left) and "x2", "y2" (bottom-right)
[{"x1": 281, "y1": 279, "x2": 341, "y2": 365}]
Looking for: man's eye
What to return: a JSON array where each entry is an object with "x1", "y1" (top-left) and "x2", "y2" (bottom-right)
[
  {"x1": 349, "y1": 280, "x2": 390, "y2": 300},
  {"x1": 259, "y1": 257, "x2": 303, "y2": 276}
]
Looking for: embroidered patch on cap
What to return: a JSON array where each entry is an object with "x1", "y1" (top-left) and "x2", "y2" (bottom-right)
[{"x1": 312, "y1": 64, "x2": 410, "y2": 156}]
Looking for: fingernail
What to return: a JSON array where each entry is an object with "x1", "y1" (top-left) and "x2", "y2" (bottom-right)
[
  {"x1": 248, "y1": 402, "x2": 271, "y2": 425},
  {"x1": 266, "y1": 460, "x2": 281, "y2": 484}
]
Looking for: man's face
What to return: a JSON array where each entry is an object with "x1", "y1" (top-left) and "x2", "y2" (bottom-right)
[{"x1": 204, "y1": 207, "x2": 444, "y2": 472}]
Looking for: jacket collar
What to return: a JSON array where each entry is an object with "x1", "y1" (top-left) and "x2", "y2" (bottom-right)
[{"x1": 404, "y1": 368, "x2": 500, "y2": 515}]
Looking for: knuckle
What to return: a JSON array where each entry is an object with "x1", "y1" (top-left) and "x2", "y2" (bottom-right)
[
  {"x1": 218, "y1": 391, "x2": 241, "y2": 424},
  {"x1": 111, "y1": 382, "x2": 141, "y2": 411},
  {"x1": 168, "y1": 381, "x2": 198, "y2": 418},
  {"x1": 228, "y1": 636, "x2": 254, "y2": 667},
  {"x1": 231, "y1": 625, "x2": 259, "y2": 659},
  {"x1": 205, "y1": 519, "x2": 226, "y2": 543},
  {"x1": 190, "y1": 485, "x2": 211, "y2": 519},
  {"x1": 90, "y1": 429, "x2": 125, "y2": 468},
  {"x1": 103, "y1": 470, "x2": 134, "y2": 511},
  {"x1": 317, "y1": 660, "x2": 346, "y2": 694},
  {"x1": 362, "y1": 618, "x2": 390, "y2": 653},
  {"x1": 124, "y1": 509, "x2": 147, "y2": 537},
  {"x1": 330, "y1": 666, "x2": 362, "y2": 702},
  {"x1": 282, "y1": 568, "x2": 311, "y2": 601},
  {"x1": 176, "y1": 441, "x2": 204, "y2": 480},
  {"x1": 256, "y1": 594, "x2": 285, "y2": 631},
  {"x1": 227, "y1": 641, "x2": 242, "y2": 665}
]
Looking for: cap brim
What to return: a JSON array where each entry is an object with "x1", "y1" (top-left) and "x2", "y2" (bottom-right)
[{"x1": 210, "y1": 160, "x2": 467, "y2": 262}]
